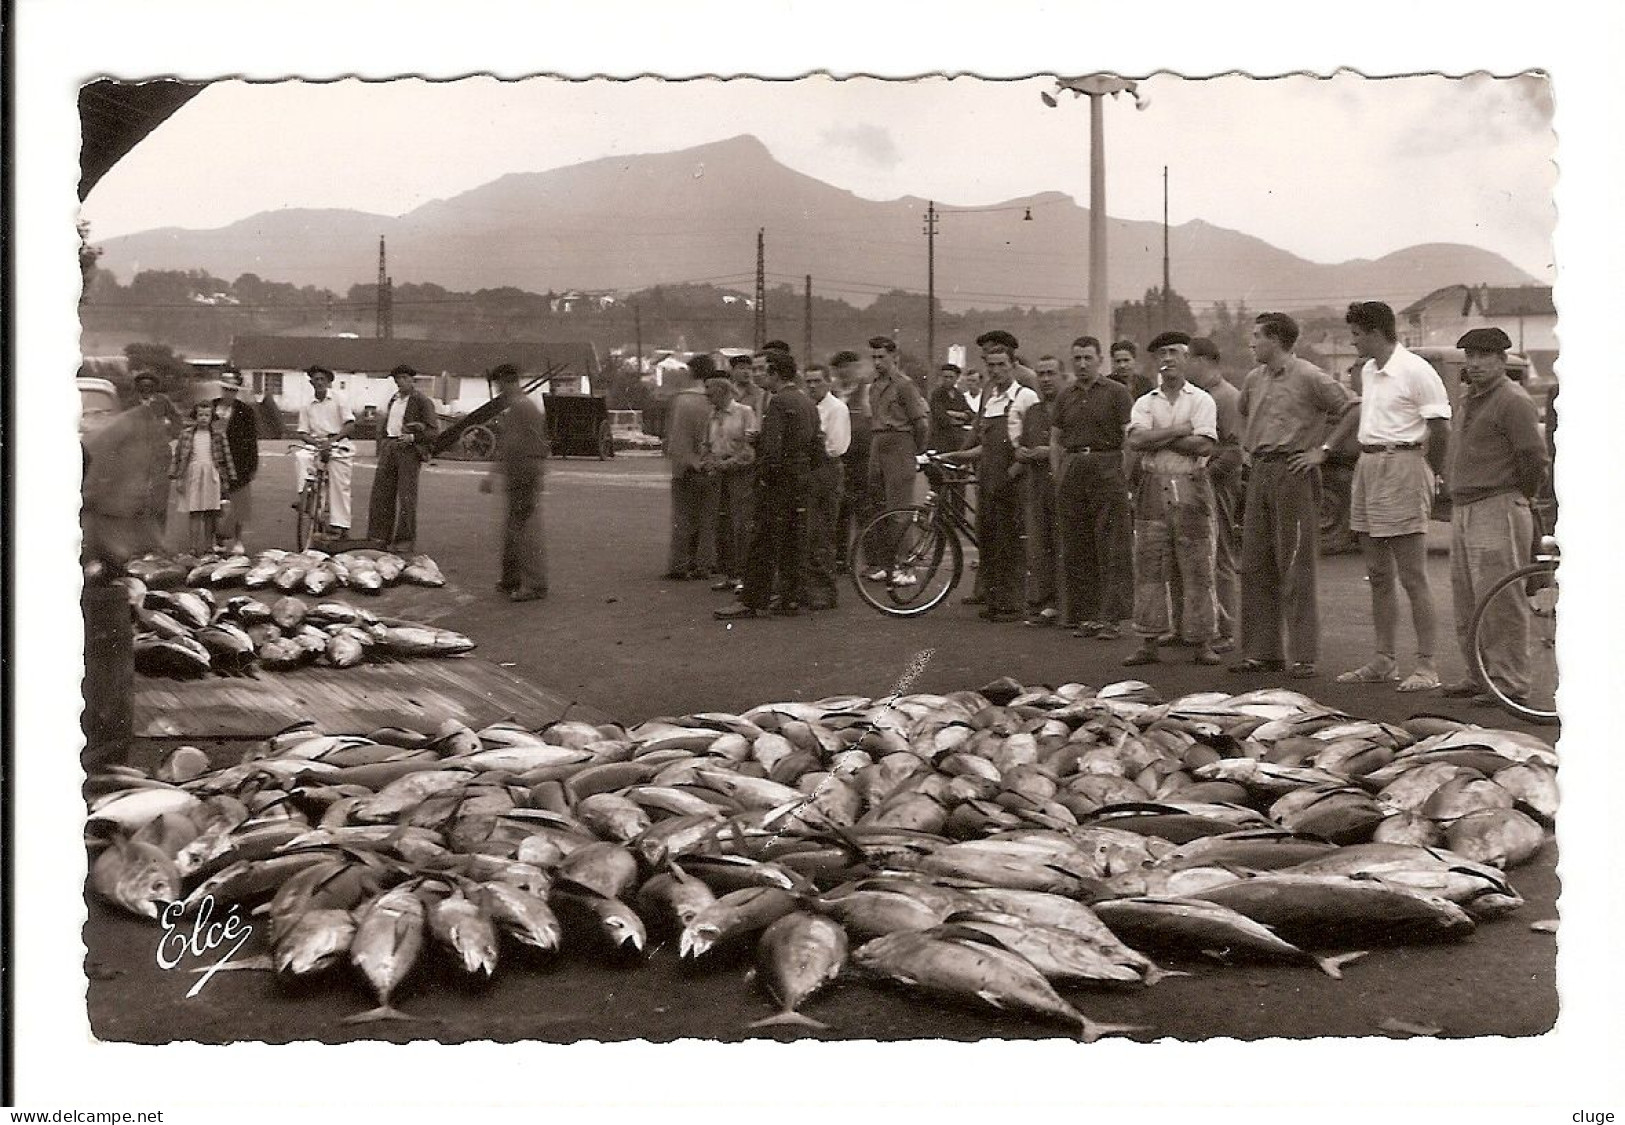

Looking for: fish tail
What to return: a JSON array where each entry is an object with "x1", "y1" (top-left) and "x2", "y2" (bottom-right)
[
  {"x1": 1316, "y1": 951, "x2": 1369, "y2": 980},
  {"x1": 341, "y1": 1004, "x2": 426, "y2": 1025},
  {"x1": 1142, "y1": 965, "x2": 1191, "y2": 986},
  {"x1": 1077, "y1": 1018, "x2": 1151, "y2": 1044},
  {"x1": 748, "y1": 1010, "x2": 830, "y2": 1031}
]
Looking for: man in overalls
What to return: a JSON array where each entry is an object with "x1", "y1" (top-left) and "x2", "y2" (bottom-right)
[
  {"x1": 947, "y1": 345, "x2": 1038, "y2": 622},
  {"x1": 1123, "y1": 332, "x2": 1221, "y2": 666}
]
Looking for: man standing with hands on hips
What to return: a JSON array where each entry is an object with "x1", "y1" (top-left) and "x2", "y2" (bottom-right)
[
  {"x1": 367, "y1": 364, "x2": 440, "y2": 554},
  {"x1": 1331, "y1": 301, "x2": 1452, "y2": 693},
  {"x1": 1229, "y1": 313, "x2": 1354, "y2": 678},
  {"x1": 1122, "y1": 332, "x2": 1221, "y2": 667},
  {"x1": 1440, "y1": 326, "x2": 1549, "y2": 705}
]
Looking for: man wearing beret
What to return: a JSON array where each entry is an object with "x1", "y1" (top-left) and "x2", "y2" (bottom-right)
[
  {"x1": 1122, "y1": 332, "x2": 1221, "y2": 666},
  {"x1": 1440, "y1": 326, "x2": 1549, "y2": 705},
  {"x1": 367, "y1": 364, "x2": 440, "y2": 554},
  {"x1": 976, "y1": 329, "x2": 1039, "y2": 393}
]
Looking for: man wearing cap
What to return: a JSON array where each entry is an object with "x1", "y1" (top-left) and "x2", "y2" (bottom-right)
[
  {"x1": 1050, "y1": 335, "x2": 1134, "y2": 638},
  {"x1": 929, "y1": 362, "x2": 975, "y2": 453},
  {"x1": 1122, "y1": 332, "x2": 1221, "y2": 666},
  {"x1": 717, "y1": 351, "x2": 823, "y2": 619},
  {"x1": 862, "y1": 336, "x2": 929, "y2": 582},
  {"x1": 1440, "y1": 327, "x2": 1549, "y2": 704},
  {"x1": 664, "y1": 354, "x2": 718, "y2": 581},
  {"x1": 976, "y1": 330, "x2": 1039, "y2": 393},
  {"x1": 804, "y1": 364, "x2": 851, "y2": 610},
  {"x1": 1327, "y1": 301, "x2": 1453, "y2": 693},
  {"x1": 945, "y1": 346, "x2": 1038, "y2": 622},
  {"x1": 294, "y1": 365, "x2": 358, "y2": 539},
  {"x1": 367, "y1": 364, "x2": 440, "y2": 554},
  {"x1": 215, "y1": 368, "x2": 260, "y2": 552},
  {"x1": 1230, "y1": 312, "x2": 1355, "y2": 678},
  {"x1": 478, "y1": 364, "x2": 548, "y2": 601}
]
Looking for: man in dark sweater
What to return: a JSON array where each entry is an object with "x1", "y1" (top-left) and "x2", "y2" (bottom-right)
[
  {"x1": 366, "y1": 364, "x2": 440, "y2": 553},
  {"x1": 215, "y1": 368, "x2": 260, "y2": 552},
  {"x1": 716, "y1": 351, "x2": 824, "y2": 620}
]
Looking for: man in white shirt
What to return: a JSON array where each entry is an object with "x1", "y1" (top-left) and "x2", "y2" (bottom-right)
[
  {"x1": 946, "y1": 345, "x2": 1039, "y2": 621},
  {"x1": 1324, "y1": 301, "x2": 1453, "y2": 693},
  {"x1": 293, "y1": 365, "x2": 357, "y2": 537},
  {"x1": 1123, "y1": 332, "x2": 1221, "y2": 666},
  {"x1": 803, "y1": 364, "x2": 852, "y2": 610}
]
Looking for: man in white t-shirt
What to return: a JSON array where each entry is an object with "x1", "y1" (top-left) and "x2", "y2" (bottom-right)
[
  {"x1": 1316, "y1": 301, "x2": 1453, "y2": 693},
  {"x1": 293, "y1": 365, "x2": 358, "y2": 537}
]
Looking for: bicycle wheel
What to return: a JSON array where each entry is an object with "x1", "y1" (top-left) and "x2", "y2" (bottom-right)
[
  {"x1": 1469, "y1": 561, "x2": 1558, "y2": 724},
  {"x1": 849, "y1": 506, "x2": 962, "y2": 617},
  {"x1": 295, "y1": 479, "x2": 318, "y2": 551}
]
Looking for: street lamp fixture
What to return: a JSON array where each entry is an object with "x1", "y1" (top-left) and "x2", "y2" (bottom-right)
[{"x1": 1042, "y1": 74, "x2": 1150, "y2": 347}]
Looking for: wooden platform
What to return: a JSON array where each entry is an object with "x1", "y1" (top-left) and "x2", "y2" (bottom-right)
[{"x1": 134, "y1": 657, "x2": 603, "y2": 739}]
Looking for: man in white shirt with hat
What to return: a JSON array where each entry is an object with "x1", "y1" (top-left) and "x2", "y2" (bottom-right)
[{"x1": 293, "y1": 364, "x2": 358, "y2": 539}]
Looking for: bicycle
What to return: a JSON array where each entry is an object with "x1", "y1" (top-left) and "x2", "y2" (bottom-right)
[
  {"x1": 1468, "y1": 496, "x2": 1559, "y2": 725},
  {"x1": 291, "y1": 440, "x2": 333, "y2": 551},
  {"x1": 848, "y1": 451, "x2": 979, "y2": 617}
]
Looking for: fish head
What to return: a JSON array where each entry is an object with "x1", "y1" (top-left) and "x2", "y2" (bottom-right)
[
  {"x1": 678, "y1": 924, "x2": 717, "y2": 959},
  {"x1": 112, "y1": 844, "x2": 182, "y2": 919},
  {"x1": 604, "y1": 911, "x2": 646, "y2": 952}
]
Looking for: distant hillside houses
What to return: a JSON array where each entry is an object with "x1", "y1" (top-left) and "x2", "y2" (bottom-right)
[
  {"x1": 228, "y1": 335, "x2": 599, "y2": 416},
  {"x1": 549, "y1": 290, "x2": 619, "y2": 314},
  {"x1": 1401, "y1": 284, "x2": 1557, "y2": 377}
]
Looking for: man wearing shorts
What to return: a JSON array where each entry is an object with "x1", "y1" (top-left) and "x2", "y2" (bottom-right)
[{"x1": 1332, "y1": 301, "x2": 1452, "y2": 693}]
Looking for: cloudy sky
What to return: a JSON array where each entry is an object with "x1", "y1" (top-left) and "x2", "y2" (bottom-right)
[{"x1": 82, "y1": 72, "x2": 1556, "y2": 280}]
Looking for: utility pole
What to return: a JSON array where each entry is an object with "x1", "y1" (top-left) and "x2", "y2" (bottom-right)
[
  {"x1": 803, "y1": 274, "x2": 813, "y2": 364},
  {"x1": 924, "y1": 201, "x2": 939, "y2": 369},
  {"x1": 634, "y1": 303, "x2": 643, "y2": 379},
  {"x1": 383, "y1": 275, "x2": 394, "y2": 340},
  {"x1": 753, "y1": 228, "x2": 767, "y2": 349},
  {"x1": 376, "y1": 236, "x2": 387, "y2": 339},
  {"x1": 1161, "y1": 165, "x2": 1171, "y2": 334}
]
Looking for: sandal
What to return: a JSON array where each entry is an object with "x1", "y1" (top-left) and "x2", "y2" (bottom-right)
[
  {"x1": 1397, "y1": 670, "x2": 1442, "y2": 694},
  {"x1": 1337, "y1": 660, "x2": 1399, "y2": 684}
]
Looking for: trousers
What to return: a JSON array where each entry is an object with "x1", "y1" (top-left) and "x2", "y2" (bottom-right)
[
  {"x1": 806, "y1": 459, "x2": 844, "y2": 606},
  {"x1": 1132, "y1": 468, "x2": 1218, "y2": 642},
  {"x1": 293, "y1": 442, "x2": 354, "y2": 531},
  {"x1": 867, "y1": 431, "x2": 919, "y2": 557},
  {"x1": 741, "y1": 471, "x2": 810, "y2": 610},
  {"x1": 367, "y1": 437, "x2": 424, "y2": 546},
  {"x1": 1020, "y1": 464, "x2": 1057, "y2": 614},
  {"x1": 1450, "y1": 491, "x2": 1533, "y2": 695},
  {"x1": 1055, "y1": 451, "x2": 1133, "y2": 626},
  {"x1": 714, "y1": 466, "x2": 754, "y2": 579},
  {"x1": 1239, "y1": 457, "x2": 1322, "y2": 663},
  {"x1": 501, "y1": 459, "x2": 548, "y2": 593},
  {"x1": 668, "y1": 468, "x2": 718, "y2": 576}
]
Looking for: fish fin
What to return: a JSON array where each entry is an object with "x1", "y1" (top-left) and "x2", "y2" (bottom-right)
[
  {"x1": 340, "y1": 1005, "x2": 429, "y2": 1025},
  {"x1": 1316, "y1": 951, "x2": 1370, "y2": 980},
  {"x1": 748, "y1": 1010, "x2": 830, "y2": 1031},
  {"x1": 1142, "y1": 965, "x2": 1191, "y2": 985},
  {"x1": 1077, "y1": 1018, "x2": 1151, "y2": 1044},
  {"x1": 974, "y1": 990, "x2": 1007, "y2": 1010}
]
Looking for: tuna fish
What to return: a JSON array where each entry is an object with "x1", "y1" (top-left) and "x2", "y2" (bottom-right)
[
  {"x1": 749, "y1": 912, "x2": 849, "y2": 1030},
  {"x1": 344, "y1": 884, "x2": 428, "y2": 1023}
]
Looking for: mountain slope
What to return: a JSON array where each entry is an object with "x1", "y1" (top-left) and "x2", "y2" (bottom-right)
[{"x1": 94, "y1": 134, "x2": 1539, "y2": 312}]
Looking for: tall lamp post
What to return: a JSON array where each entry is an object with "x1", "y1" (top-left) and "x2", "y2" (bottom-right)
[{"x1": 1042, "y1": 75, "x2": 1149, "y2": 349}]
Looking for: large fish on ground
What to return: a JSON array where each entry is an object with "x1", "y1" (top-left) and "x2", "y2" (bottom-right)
[
  {"x1": 1092, "y1": 896, "x2": 1365, "y2": 979},
  {"x1": 344, "y1": 883, "x2": 429, "y2": 1023},
  {"x1": 1193, "y1": 874, "x2": 1476, "y2": 947},
  {"x1": 853, "y1": 931, "x2": 1148, "y2": 1042},
  {"x1": 749, "y1": 912, "x2": 849, "y2": 1030}
]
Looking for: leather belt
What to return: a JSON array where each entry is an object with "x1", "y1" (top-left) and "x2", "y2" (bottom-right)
[
  {"x1": 1250, "y1": 450, "x2": 1299, "y2": 460},
  {"x1": 1064, "y1": 445, "x2": 1121, "y2": 454},
  {"x1": 1361, "y1": 441, "x2": 1421, "y2": 453}
]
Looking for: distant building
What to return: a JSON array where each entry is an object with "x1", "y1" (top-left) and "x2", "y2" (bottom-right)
[
  {"x1": 1400, "y1": 285, "x2": 1557, "y2": 378},
  {"x1": 227, "y1": 335, "x2": 599, "y2": 416}
]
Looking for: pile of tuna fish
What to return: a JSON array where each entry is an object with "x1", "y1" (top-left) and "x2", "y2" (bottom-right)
[
  {"x1": 87, "y1": 680, "x2": 1556, "y2": 1037},
  {"x1": 122, "y1": 583, "x2": 475, "y2": 677},
  {"x1": 125, "y1": 548, "x2": 446, "y2": 597}
]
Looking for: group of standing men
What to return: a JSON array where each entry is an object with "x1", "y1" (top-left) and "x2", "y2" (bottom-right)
[{"x1": 902, "y1": 302, "x2": 1551, "y2": 697}]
